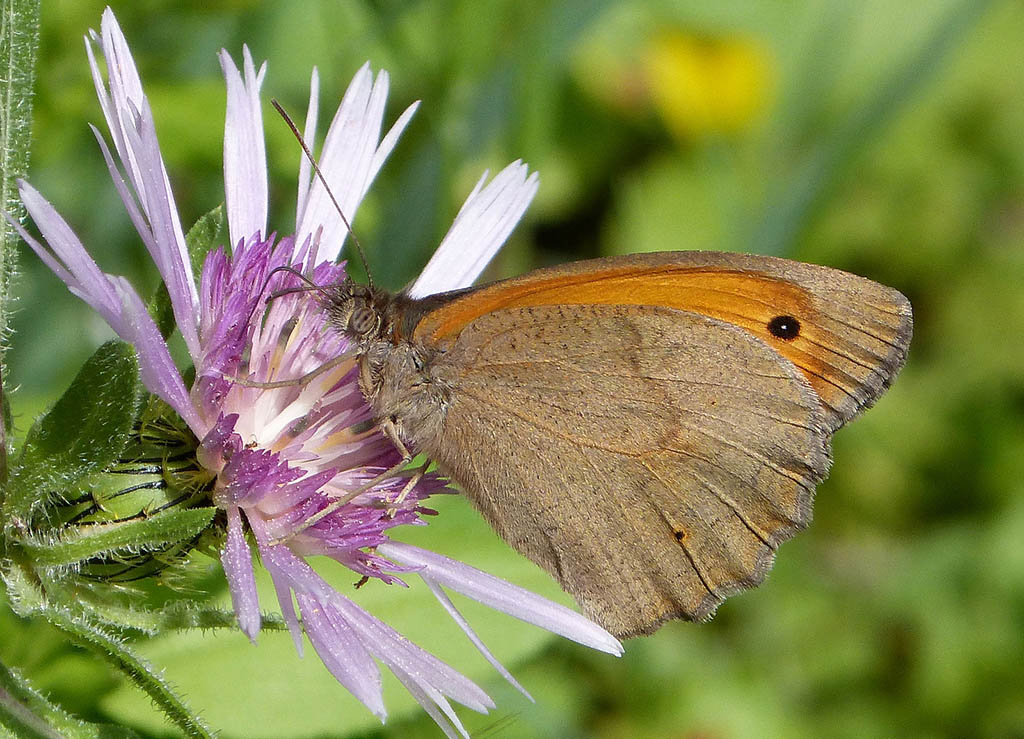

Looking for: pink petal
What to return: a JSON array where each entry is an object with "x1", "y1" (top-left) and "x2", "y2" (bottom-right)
[
  {"x1": 422, "y1": 576, "x2": 532, "y2": 701},
  {"x1": 296, "y1": 65, "x2": 418, "y2": 262}
]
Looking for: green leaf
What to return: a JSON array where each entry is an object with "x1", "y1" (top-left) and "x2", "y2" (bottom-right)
[
  {"x1": 4, "y1": 342, "x2": 141, "y2": 528},
  {"x1": 185, "y1": 204, "x2": 226, "y2": 267},
  {"x1": 41, "y1": 606, "x2": 213, "y2": 739},
  {"x1": 19, "y1": 508, "x2": 216, "y2": 569},
  {"x1": 149, "y1": 205, "x2": 224, "y2": 337}
]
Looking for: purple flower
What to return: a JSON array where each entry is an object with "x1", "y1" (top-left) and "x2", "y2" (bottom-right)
[{"x1": 10, "y1": 8, "x2": 621, "y2": 737}]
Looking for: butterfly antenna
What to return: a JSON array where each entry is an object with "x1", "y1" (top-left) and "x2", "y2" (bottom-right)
[
  {"x1": 270, "y1": 98, "x2": 374, "y2": 290},
  {"x1": 242, "y1": 264, "x2": 332, "y2": 330}
]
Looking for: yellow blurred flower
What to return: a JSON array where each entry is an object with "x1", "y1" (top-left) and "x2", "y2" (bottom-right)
[{"x1": 644, "y1": 31, "x2": 774, "y2": 140}]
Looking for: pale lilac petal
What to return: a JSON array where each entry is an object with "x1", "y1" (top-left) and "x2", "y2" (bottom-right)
[
  {"x1": 422, "y1": 576, "x2": 532, "y2": 701},
  {"x1": 296, "y1": 65, "x2": 418, "y2": 262},
  {"x1": 407, "y1": 161, "x2": 539, "y2": 298},
  {"x1": 378, "y1": 541, "x2": 623, "y2": 655},
  {"x1": 270, "y1": 570, "x2": 304, "y2": 655},
  {"x1": 221, "y1": 46, "x2": 268, "y2": 247},
  {"x1": 5, "y1": 212, "x2": 74, "y2": 288},
  {"x1": 297, "y1": 592, "x2": 386, "y2": 720},
  {"x1": 222, "y1": 505, "x2": 261, "y2": 642},
  {"x1": 295, "y1": 63, "x2": 370, "y2": 246},
  {"x1": 88, "y1": 9, "x2": 201, "y2": 360},
  {"x1": 86, "y1": 13, "x2": 144, "y2": 184},
  {"x1": 16, "y1": 180, "x2": 200, "y2": 431},
  {"x1": 367, "y1": 99, "x2": 419, "y2": 194},
  {"x1": 90, "y1": 124, "x2": 160, "y2": 259},
  {"x1": 108, "y1": 277, "x2": 204, "y2": 433},
  {"x1": 121, "y1": 105, "x2": 202, "y2": 358},
  {"x1": 332, "y1": 594, "x2": 495, "y2": 713},
  {"x1": 391, "y1": 666, "x2": 469, "y2": 739}
]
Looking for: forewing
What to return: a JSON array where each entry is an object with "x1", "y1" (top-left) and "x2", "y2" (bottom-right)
[
  {"x1": 421, "y1": 304, "x2": 832, "y2": 638},
  {"x1": 411, "y1": 251, "x2": 912, "y2": 432}
]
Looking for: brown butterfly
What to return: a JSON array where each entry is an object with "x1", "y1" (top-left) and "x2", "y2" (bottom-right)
[{"x1": 317, "y1": 249, "x2": 912, "y2": 639}]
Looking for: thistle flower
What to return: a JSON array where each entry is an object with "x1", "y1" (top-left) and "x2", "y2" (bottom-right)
[{"x1": 11, "y1": 8, "x2": 621, "y2": 736}]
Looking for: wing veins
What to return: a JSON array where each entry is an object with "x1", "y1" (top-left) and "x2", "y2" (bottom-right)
[
  {"x1": 688, "y1": 282, "x2": 905, "y2": 344},
  {"x1": 458, "y1": 388, "x2": 817, "y2": 499}
]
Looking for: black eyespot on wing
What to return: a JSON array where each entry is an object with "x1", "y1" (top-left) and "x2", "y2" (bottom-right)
[{"x1": 767, "y1": 315, "x2": 800, "y2": 340}]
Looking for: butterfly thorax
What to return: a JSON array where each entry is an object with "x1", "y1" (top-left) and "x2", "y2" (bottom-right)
[{"x1": 325, "y1": 280, "x2": 449, "y2": 445}]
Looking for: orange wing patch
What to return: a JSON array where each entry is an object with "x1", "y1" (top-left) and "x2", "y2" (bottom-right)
[{"x1": 411, "y1": 261, "x2": 909, "y2": 429}]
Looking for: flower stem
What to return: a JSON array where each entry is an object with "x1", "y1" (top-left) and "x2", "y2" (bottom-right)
[
  {"x1": 0, "y1": 658, "x2": 125, "y2": 739},
  {"x1": 41, "y1": 606, "x2": 214, "y2": 738},
  {"x1": 0, "y1": 0, "x2": 42, "y2": 483}
]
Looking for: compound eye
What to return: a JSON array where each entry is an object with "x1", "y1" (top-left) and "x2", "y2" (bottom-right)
[{"x1": 348, "y1": 306, "x2": 378, "y2": 336}]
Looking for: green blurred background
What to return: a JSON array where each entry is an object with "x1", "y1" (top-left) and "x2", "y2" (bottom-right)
[{"x1": 4, "y1": 0, "x2": 1024, "y2": 736}]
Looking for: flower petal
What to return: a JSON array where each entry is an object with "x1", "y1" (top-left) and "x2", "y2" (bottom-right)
[
  {"x1": 88, "y1": 8, "x2": 201, "y2": 360},
  {"x1": 108, "y1": 276, "x2": 204, "y2": 432},
  {"x1": 14, "y1": 180, "x2": 122, "y2": 324},
  {"x1": 422, "y1": 576, "x2": 532, "y2": 701},
  {"x1": 391, "y1": 666, "x2": 470, "y2": 739},
  {"x1": 332, "y1": 593, "x2": 495, "y2": 713},
  {"x1": 296, "y1": 64, "x2": 418, "y2": 263},
  {"x1": 14, "y1": 181, "x2": 200, "y2": 432},
  {"x1": 296, "y1": 591, "x2": 386, "y2": 720},
  {"x1": 296, "y1": 67, "x2": 321, "y2": 225},
  {"x1": 407, "y1": 160, "x2": 539, "y2": 298},
  {"x1": 221, "y1": 46, "x2": 269, "y2": 247},
  {"x1": 222, "y1": 504, "x2": 261, "y2": 642},
  {"x1": 378, "y1": 541, "x2": 624, "y2": 655}
]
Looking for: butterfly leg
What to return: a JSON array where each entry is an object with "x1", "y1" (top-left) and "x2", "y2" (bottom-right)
[
  {"x1": 385, "y1": 462, "x2": 431, "y2": 517},
  {"x1": 228, "y1": 349, "x2": 357, "y2": 389}
]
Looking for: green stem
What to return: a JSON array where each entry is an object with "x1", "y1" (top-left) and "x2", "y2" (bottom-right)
[
  {"x1": 0, "y1": 0, "x2": 42, "y2": 484},
  {"x1": 42, "y1": 606, "x2": 214, "y2": 738},
  {"x1": 0, "y1": 659, "x2": 113, "y2": 739}
]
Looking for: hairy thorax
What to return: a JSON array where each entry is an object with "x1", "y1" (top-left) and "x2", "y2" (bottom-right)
[
  {"x1": 357, "y1": 337, "x2": 450, "y2": 449},
  {"x1": 326, "y1": 280, "x2": 459, "y2": 451}
]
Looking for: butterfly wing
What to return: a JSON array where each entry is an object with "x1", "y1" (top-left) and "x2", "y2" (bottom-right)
[
  {"x1": 411, "y1": 251, "x2": 913, "y2": 432},
  {"x1": 415, "y1": 303, "x2": 832, "y2": 638}
]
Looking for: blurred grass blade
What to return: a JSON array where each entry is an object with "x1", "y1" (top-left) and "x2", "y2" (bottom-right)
[
  {"x1": 42, "y1": 606, "x2": 214, "y2": 738},
  {"x1": 19, "y1": 507, "x2": 216, "y2": 568},
  {"x1": 751, "y1": 0, "x2": 994, "y2": 256},
  {"x1": 0, "y1": 659, "x2": 139, "y2": 739},
  {"x1": 0, "y1": 0, "x2": 41, "y2": 484},
  {"x1": 767, "y1": 1, "x2": 856, "y2": 161}
]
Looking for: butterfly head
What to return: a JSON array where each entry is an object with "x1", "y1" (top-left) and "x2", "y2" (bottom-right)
[{"x1": 325, "y1": 279, "x2": 392, "y2": 344}]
